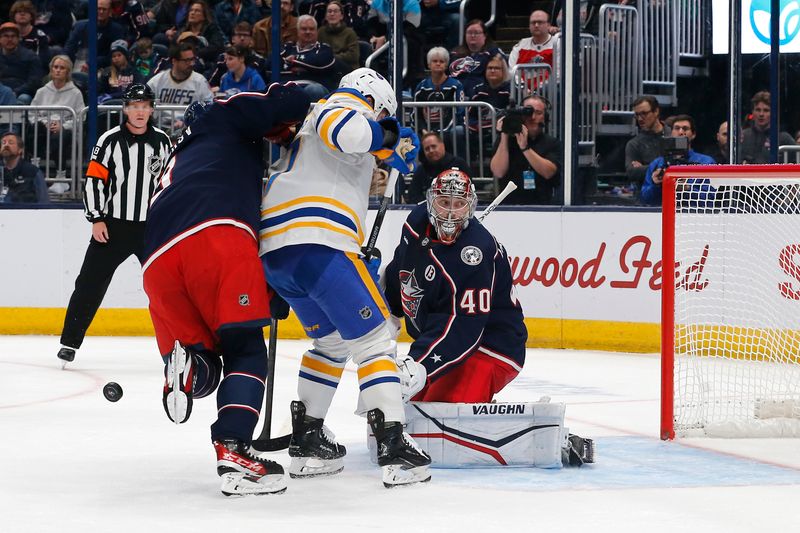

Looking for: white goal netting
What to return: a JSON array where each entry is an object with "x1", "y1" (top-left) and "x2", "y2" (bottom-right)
[{"x1": 669, "y1": 173, "x2": 800, "y2": 437}]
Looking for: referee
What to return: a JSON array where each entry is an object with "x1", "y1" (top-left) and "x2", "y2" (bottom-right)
[{"x1": 57, "y1": 84, "x2": 172, "y2": 366}]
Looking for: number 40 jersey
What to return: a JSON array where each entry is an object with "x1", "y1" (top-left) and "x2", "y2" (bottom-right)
[{"x1": 383, "y1": 204, "x2": 528, "y2": 383}]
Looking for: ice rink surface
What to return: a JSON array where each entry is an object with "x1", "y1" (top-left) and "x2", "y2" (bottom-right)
[{"x1": 1, "y1": 335, "x2": 799, "y2": 533}]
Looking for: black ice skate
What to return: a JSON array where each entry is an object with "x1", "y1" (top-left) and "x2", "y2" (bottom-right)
[
  {"x1": 162, "y1": 340, "x2": 195, "y2": 424},
  {"x1": 288, "y1": 400, "x2": 346, "y2": 478},
  {"x1": 213, "y1": 439, "x2": 287, "y2": 496},
  {"x1": 367, "y1": 408, "x2": 431, "y2": 488},
  {"x1": 57, "y1": 346, "x2": 75, "y2": 369}
]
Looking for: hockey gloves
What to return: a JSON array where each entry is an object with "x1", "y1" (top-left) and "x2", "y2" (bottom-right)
[
  {"x1": 268, "y1": 290, "x2": 290, "y2": 320},
  {"x1": 396, "y1": 353, "x2": 427, "y2": 402},
  {"x1": 360, "y1": 247, "x2": 381, "y2": 285},
  {"x1": 374, "y1": 117, "x2": 420, "y2": 174}
]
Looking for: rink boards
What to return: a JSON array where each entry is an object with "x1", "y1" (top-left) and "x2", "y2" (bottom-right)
[{"x1": 2, "y1": 206, "x2": 796, "y2": 352}]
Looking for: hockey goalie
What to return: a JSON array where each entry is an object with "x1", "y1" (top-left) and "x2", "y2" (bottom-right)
[{"x1": 379, "y1": 169, "x2": 594, "y2": 468}]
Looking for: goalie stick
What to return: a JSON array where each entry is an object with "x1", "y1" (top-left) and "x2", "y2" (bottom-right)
[
  {"x1": 478, "y1": 181, "x2": 517, "y2": 222},
  {"x1": 251, "y1": 318, "x2": 291, "y2": 452}
]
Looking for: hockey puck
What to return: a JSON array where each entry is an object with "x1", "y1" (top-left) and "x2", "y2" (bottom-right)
[{"x1": 103, "y1": 382, "x2": 123, "y2": 402}]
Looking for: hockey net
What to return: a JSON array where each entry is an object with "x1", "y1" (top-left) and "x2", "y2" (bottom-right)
[{"x1": 661, "y1": 165, "x2": 800, "y2": 439}]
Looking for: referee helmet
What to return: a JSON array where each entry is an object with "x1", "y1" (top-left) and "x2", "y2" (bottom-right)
[{"x1": 123, "y1": 84, "x2": 156, "y2": 106}]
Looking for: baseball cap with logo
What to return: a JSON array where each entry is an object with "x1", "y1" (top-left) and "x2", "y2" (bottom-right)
[{"x1": 0, "y1": 22, "x2": 20, "y2": 35}]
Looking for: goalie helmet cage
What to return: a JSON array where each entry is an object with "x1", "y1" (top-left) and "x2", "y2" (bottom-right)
[{"x1": 661, "y1": 164, "x2": 800, "y2": 439}]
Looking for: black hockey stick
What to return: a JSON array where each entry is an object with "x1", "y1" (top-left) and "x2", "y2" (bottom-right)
[
  {"x1": 361, "y1": 167, "x2": 401, "y2": 261},
  {"x1": 251, "y1": 318, "x2": 291, "y2": 452}
]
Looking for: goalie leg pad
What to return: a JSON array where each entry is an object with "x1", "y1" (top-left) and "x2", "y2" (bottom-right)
[{"x1": 369, "y1": 400, "x2": 568, "y2": 468}]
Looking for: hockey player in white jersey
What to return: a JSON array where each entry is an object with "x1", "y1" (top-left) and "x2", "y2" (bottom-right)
[{"x1": 259, "y1": 68, "x2": 431, "y2": 487}]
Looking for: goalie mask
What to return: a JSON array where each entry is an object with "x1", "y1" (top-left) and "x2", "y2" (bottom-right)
[
  {"x1": 338, "y1": 67, "x2": 397, "y2": 119},
  {"x1": 426, "y1": 169, "x2": 477, "y2": 245}
]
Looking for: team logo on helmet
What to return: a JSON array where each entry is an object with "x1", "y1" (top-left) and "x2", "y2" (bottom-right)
[
  {"x1": 460, "y1": 246, "x2": 483, "y2": 266},
  {"x1": 399, "y1": 269, "x2": 424, "y2": 320}
]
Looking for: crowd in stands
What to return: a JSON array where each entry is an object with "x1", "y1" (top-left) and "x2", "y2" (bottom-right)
[{"x1": 0, "y1": 1, "x2": 796, "y2": 208}]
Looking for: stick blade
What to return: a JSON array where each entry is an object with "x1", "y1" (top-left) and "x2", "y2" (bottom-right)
[{"x1": 251, "y1": 433, "x2": 292, "y2": 452}]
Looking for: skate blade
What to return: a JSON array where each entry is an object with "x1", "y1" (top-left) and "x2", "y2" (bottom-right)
[
  {"x1": 288, "y1": 457, "x2": 344, "y2": 478},
  {"x1": 381, "y1": 465, "x2": 431, "y2": 488},
  {"x1": 165, "y1": 390, "x2": 188, "y2": 424},
  {"x1": 220, "y1": 472, "x2": 287, "y2": 496},
  {"x1": 60, "y1": 360, "x2": 68, "y2": 370}
]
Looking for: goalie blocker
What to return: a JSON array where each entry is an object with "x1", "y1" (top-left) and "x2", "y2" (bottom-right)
[{"x1": 368, "y1": 400, "x2": 594, "y2": 468}]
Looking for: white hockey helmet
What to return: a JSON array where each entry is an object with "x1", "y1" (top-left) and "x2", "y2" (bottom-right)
[
  {"x1": 426, "y1": 168, "x2": 477, "y2": 245},
  {"x1": 338, "y1": 67, "x2": 397, "y2": 119}
]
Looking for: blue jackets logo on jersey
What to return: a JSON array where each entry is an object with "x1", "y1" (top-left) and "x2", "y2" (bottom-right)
[
  {"x1": 461, "y1": 246, "x2": 483, "y2": 266},
  {"x1": 399, "y1": 270, "x2": 424, "y2": 320}
]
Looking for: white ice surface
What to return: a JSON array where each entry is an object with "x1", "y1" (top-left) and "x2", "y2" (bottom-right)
[{"x1": 1, "y1": 336, "x2": 799, "y2": 533}]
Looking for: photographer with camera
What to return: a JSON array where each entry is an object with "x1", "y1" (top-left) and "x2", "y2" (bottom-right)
[
  {"x1": 640, "y1": 114, "x2": 715, "y2": 206},
  {"x1": 489, "y1": 94, "x2": 561, "y2": 204}
]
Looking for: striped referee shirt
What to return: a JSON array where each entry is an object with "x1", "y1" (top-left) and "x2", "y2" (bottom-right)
[{"x1": 84, "y1": 122, "x2": 172, "y2": 223}]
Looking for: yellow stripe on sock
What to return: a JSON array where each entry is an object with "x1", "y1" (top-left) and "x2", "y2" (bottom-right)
[
  {"x1": 301, "y1": 354, "x2": 345, "y2": 379},
  {"x1": 357, "y1": 358, "x2": 397, "y2": 380}
]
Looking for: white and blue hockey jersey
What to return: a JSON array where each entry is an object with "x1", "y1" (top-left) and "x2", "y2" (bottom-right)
[{"x1": 259, "y1": 88, "x2": 388, "y2": 255}]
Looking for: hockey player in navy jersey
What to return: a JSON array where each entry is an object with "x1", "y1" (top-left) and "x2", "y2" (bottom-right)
[
  {"x1": 142, "y1": 83, "x2": 310, "y2": 496},
  {"x1": 384, "y1": 168, "x2": 528, "y2": 403},
  {"x1": 259, "y1": 67, "x2": 432, "y2": 487}
]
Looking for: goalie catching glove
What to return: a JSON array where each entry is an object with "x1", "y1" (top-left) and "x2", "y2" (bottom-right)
[{"x1": 396, "y1": 353, "x2": 426, "y2": 402}]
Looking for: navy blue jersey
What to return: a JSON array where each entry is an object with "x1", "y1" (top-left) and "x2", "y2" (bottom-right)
[
  {"x1": 384, "y1": 205, "x2": 527, "y2": 381},
  {"x1": 143, "y1": 84, "x2": 310, "y2": 264}
]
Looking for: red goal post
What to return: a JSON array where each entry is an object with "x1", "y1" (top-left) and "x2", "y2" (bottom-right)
[{"x1": 661, "y1": 164, "x2": 800, "y2": 440}]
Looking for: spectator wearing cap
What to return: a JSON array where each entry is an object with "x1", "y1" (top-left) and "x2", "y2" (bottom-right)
[
  {"x1": 99, "y1": 40, "x2": 144, "y2": 101},
  {"x1": 1, "y1": 131, "x2": 48, "y2": 204},
  {"x1": 10, "y1": 1, "x2": 49, "y2": 66},
  {"x1": 218, "y1": 44, "x2": 265, "y2": 97},
  {"x1": 30, "y1": 0, "x2": 73, "y2": 47},
  {"x1": 318, "y1": 0, "x2": 359, "y2": 72},
  {"x1": 0, "y1": 21, "x2": 43, "y2": 103},
  {"x1": 29, "y1": 54, "x2": 84, "y2": 170},
  {"x1": 214, "y1": 0, "x2": 261, "y2": 38},
  {"x1": 175, "y1": 0, "x2": 226, "y2": 63},
  {"x1": 253, "y1": 0, "x2": 297, "y2": 57},
  {"x1": 64, "y1": 0, "x2": 126, "y2": 70}
]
